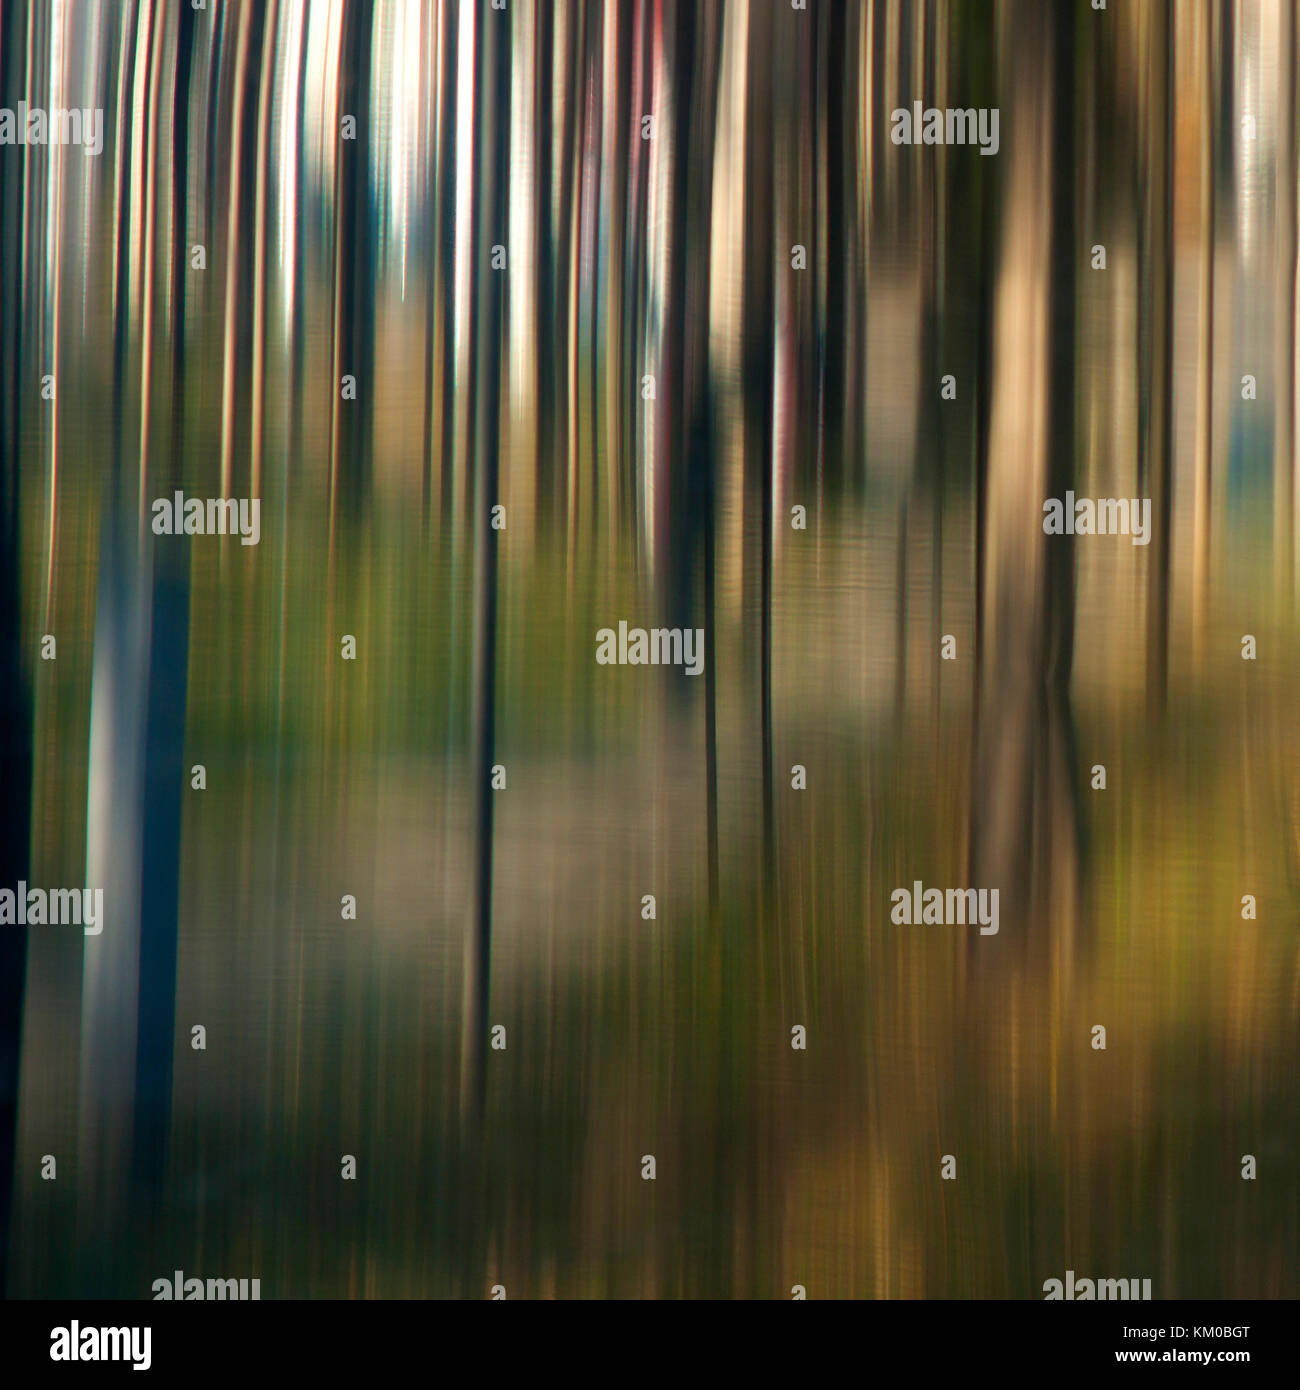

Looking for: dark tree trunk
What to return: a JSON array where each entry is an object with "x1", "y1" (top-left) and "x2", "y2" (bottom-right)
[
  {"x1": 462, "y1": 1, "x2": 509, "y2": 1126},
  {"x1": 0, "y1": 0, "x2": 33, "y2": 1297},
  {"x1": 131, "y1": 0, "x2": 196, "y2": 1211},
  {"x1": 1142, "y1": 3, "x2": 1174, "y2": 718},
  {"x1": 332, "y1": 0, "x2": 376, "y2": 529},
  {"x1": 742, "y1": 4, "x2": 776, "y2": 888}
]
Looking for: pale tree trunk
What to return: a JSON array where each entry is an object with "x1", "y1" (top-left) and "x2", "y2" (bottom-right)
[
  {"x1": 1275, "y1": 0, "x2": 1296, "y2": 618},
  {"x1": 1194, "y1": 3, "x2": 1216, "y2": 664},
  {"x1": 78, "y1": 7, "x2": 154, "y2": 1285},
  {"x1": 969, "y1": 0, "x2": 1080, "y2": 963}
]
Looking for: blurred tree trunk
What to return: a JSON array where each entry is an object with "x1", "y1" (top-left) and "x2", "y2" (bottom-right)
[
  {"x1": 131, "y1": 2, "x2": 196, "y2": 1210},
  {"x1": 330, "y1": 0, "x2": 375, "y2": 532},
  {"x1": 1194, "y1": 4, "x2": 1216, "y2": 661},
  {"x1": 823, "y1": 0, "x2": 851, "y2": 492},
  {"x1": 661, "y1": 5, "x2": 722, "y2": 916},
  {"x1": 79, "y1": 4, "x2": 152, "y2": 1285},
  {"x1": 462, "y1": 2, "x2": 508, "y2": 1126},
  {"x1": 1275, "y1": 0, "x2": 1296, "y2": 617},
  {"x1": 1142, "y1": 1, "x2": 1174, "y2": 716},
  {"x1": 80, "y1": 4, "x2": 197, "y2": 1281},
  {"x1": 551, "y1": 4, "x2": 582, "y2": 536},
  {"x1": 79, "y1": 538, "x2": 151, "y2": 1286},
  {"x1": 969, "y1": 0, "x2": 1080, "y2": 957},
  {"x1": 0, "y1": 0, "x2": 33, "y2": 1296},
  {"x1": 436, "y1": 1, "x2": 458, "y2": 532},
  {"x1": 742, "y1": 3, "x2": 776, "y2": 885}
]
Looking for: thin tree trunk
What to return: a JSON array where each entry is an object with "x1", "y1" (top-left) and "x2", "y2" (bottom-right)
[
  {"x1": 0, "y1": 0, "x2": 33, "y2": 1297},
  {"x1": 1274, "y1": 0, "x2": 1296, "y2": 618},
  {"x1": 329, "y1": 0, "x2": 375, "y2": 538},
  {"x1": 1144, "y1": 2, "x2": 1174, "y2": 718},
  {"x1": 462, "y1": 1, "x2": 508, "y2": 1126},
  {"x1": 437, "y1": 1, "x2": 458, "y2": 534},
  {"x1": 1194, "y1": 4, "x2": 1216, "y2": 663},
  {"x1": 742, "y1": 4, "x2": 776, "y2": 888}
]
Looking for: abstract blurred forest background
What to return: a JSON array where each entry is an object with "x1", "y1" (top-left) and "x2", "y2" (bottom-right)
[{"x1": 1, "y1": 0, "x2": 1297, "y2": 1297}]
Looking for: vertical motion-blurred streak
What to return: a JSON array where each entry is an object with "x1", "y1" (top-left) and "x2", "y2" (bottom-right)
[
  {"x1": 969, "y1": 0, "x2": 1079, "y2": 956},
  {"x1": 0, "y1": 0, "x2": 34, "y2": 1299},
  {"x1": 1193, "y1": 4, "x2": 1217, "y2": 666},
  {"x1": 1273, "y1": 1, "x2": 1296, "y2": 616},
  {"x1": 462, "y1": 0, "x2": 508, "y2": 1127}
]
